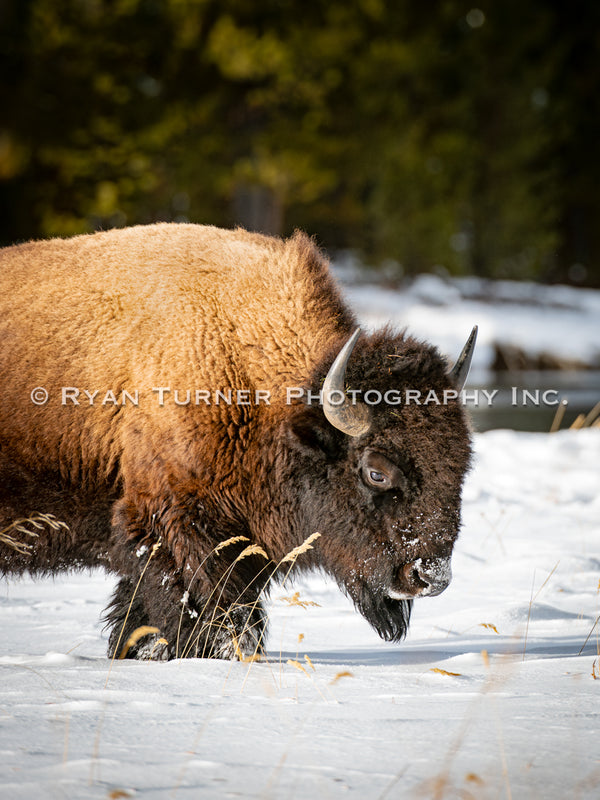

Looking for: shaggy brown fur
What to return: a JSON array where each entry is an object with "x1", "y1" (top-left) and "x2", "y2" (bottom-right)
[{"x1": 0, "y1": 223, "x2": 472, "y2": 659}]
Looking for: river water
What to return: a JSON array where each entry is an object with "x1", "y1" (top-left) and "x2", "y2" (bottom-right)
[{"x1": 468, "y1": 370, "x2": 600, "y2": 432}]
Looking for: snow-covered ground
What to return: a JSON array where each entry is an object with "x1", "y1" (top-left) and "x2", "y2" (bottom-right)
[
  {"x1": 1, "y1": 430, "x2": 598, "y2": 799},
  {"x1": 1, "y1": 279, "x2": 599, "y2": 799}
]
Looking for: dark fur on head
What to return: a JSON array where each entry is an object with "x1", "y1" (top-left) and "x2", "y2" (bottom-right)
[{"x1": 274, "y1": 328, "x2": 471, "y2": 643}]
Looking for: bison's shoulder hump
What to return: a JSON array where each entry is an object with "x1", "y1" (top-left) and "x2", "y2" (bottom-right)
[{"x1": 0, "y1": 224, "x2": 330, "y2": 288}]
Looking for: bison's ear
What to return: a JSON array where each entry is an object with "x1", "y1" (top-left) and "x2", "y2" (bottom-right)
[{"x1": 287, "y1": 406, "x2": 343, "y2": 459}]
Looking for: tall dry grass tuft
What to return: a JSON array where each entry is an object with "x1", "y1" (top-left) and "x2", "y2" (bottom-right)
[
  {"x1": 174, "y1": 535, "x2": 250, "y2": 658},
  {"x1": 551, "y1": 399, "x2": 600, "y2": 432},
  {"x1": 106, "y1": 529, "x2": 322, "y2": 670},
  {"x1": 0, "y1": 513, "x2": 68, "y2": 555},
  {"x1": 570, "y1": 399, "x2": 600, "y2": 430},
  {"x1": 187, "y1": 532, "x2": 323, "y2": 667},
  {"x1": 236, "y1": 532, "x2": 323, "y2": 676},
  {"x1": 179, "y1": 542, "x2": 270, "y2": 660}
]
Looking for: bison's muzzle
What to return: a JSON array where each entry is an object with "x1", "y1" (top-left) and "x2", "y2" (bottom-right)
[{"x1": 387, "y1": 556, "x2": 453, "y2": 600}]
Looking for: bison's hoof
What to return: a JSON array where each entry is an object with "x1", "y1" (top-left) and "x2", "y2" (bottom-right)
[
  {"x1": 127, "y1": 632, "x2": 170, "y2": 661},
  {"x1": 212, "y1": 629, "x2": 264, "y2": 661}
]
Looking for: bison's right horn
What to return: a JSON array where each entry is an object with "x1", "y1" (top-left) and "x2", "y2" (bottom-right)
[
  {"x1": 322, "y1": 328, "x2": 371, "y2": 437},
  {"x1": 448, "y1": 325, "x2": 478, "y2": 391}
]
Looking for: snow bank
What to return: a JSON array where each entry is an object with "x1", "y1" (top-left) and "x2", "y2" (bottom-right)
[{"x1": 337, "y1": 271, "x2": 600, "y2": 373}]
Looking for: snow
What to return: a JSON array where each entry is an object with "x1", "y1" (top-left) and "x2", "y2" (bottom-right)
[
  {"x1": 1, "y1": 430, "x2": 598, "y2": 799},
  {"x1": 1, "y1": 277, "x2": 600, "y2": 798}
]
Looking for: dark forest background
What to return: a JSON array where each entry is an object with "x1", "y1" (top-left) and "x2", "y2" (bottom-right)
[{"x1": 1, "y1": 0, "x2": 599, "y2": 285}]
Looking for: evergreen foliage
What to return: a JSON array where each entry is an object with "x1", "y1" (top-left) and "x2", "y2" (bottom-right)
[{"x1": 0, "y1": 0, "x2": 598, "y2": 283}]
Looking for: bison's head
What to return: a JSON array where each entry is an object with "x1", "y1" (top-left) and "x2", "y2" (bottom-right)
[{"x1": 275, "y1": 326, "x2": 477, "y2": 642}]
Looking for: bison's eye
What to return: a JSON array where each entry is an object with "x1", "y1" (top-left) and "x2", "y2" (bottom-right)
[
  {"x1": 361, "y1": 463, "x2": 393, "y2": 490},
  {"x1": 367, "y1": 469, "x2": 388, "y2": 487},
  {"x1": 360, "y1": 450, "x2": 408, "y2": 495}
]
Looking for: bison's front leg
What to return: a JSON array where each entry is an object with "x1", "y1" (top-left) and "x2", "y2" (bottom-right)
[
  {"x1": 104, "y1": 542, "x2": 268, "y2": 661},
  {"x1": 104, "y1": 575, "x2": 170, "y2": 661}
]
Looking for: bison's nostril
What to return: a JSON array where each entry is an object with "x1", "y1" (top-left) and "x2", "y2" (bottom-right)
[
  {"x1": 404, "y1": 563, "x2": 429, "y2": 592},
  {"x1": 396, "y1": 557, "x2": 452, "y2": 598},
  {"x1": 387, "y1": 557, "x2": 452, "y2": 601}
]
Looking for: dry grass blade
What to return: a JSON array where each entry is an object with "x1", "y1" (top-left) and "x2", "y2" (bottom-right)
[
  {"x1": 479, "y1": 623, "x2": 499, "y2": 634},
  {"x1": 0, "y1": 512, "x2": 69, "y2": 555},
  {"x1": 570, "y1": 413, "x2": 586, "y2": 430},
  {"x1": 279, "y1": 532, "x2": 321, "y2": 565},
  {"x1": 533, "y1": 561, "x2": 560, "y2": 599},
  {"x1": 285, "y1": 658, "x2": 330, "y2": 702},
  {"x1": 523, "y1": 561, "x2": 560, "y2": 661},
  {"x1": 549, "y1": 399, "x2": 568, "y2": 432},
  {"x1": 522, "y1": 570, "x2": 536, "y2": 661},
  {"x1": 184, "y1": 533, "x2": 322, "y2": 674},
  {"x1": 105, "y1": 538, "x2": 162, "y2": 685},
  {"x1": 40, "y1": 513, "x2": 68, "y2": 531},
  {"x1": 234, "y1": 544, "x2": 269, "y2": 562},
  {"x1": 12, "y1": 512, "x2": 69, "y2": 532},
  {"x1": 304, "y1": 654, "x2": 315, "y2": 672},
  {"x1": 583, "y1": 400, "x2": 600, "y2": 427},
  {"x1": 231, "y1": 634, "x2": 262, "y2": 663},
  {"x1": 213, "y1": 535, "x2": 249, "y2": 555},
  {"x1": 0, "y1": 531, "x2": 36, "y2": 555},
  {"x1": 198, "y1": 544, "x2": 268, "y2": 655},
  {"x1": 280, "y1": 591, "x2": 320, "y2": 609},
  {"x1": 287, "y1": 659, "x2": 311, "y2": 678},
  {"x1": 577, "y1": 613, "x2": 600, "y2": 656},
  {"x1": 118, "y1": 626, "x2": 160, "y2": 659},
  {"x1": 430, "y1": 668, "x2": 462, "y2": 677},
  {"x1": 152, "y1": 638, "x2": 169, "y2": 657},
  {"x1": 330, "y1": 670, "x2": 354, "y2": 685}
]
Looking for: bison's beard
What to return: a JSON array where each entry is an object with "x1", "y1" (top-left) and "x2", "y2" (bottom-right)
[{"x1": 356, "y1": 588, "x2": 413, "y2": 642}]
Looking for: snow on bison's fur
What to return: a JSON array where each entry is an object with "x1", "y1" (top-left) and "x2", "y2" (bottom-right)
[{"x1": 0, "y1": 223, "x2": 476, "y2": 660}]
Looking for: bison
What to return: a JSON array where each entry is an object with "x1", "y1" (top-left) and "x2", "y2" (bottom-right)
[{"x1": 0, "y1": 224, "x2": 476, "y2": 660}]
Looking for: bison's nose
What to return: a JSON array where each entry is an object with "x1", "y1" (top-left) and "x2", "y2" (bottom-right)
[{"x1": 387, "y1": 557, "x2": 452, "y2": 600}]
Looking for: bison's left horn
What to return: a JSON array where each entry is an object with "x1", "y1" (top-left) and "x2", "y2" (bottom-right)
[
  {"x1": 448, "y1": 325, "x2": 478, "y2": 391},
  {"x1": 322, "y1": 328, "x2": 371, "y2": 437}
]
